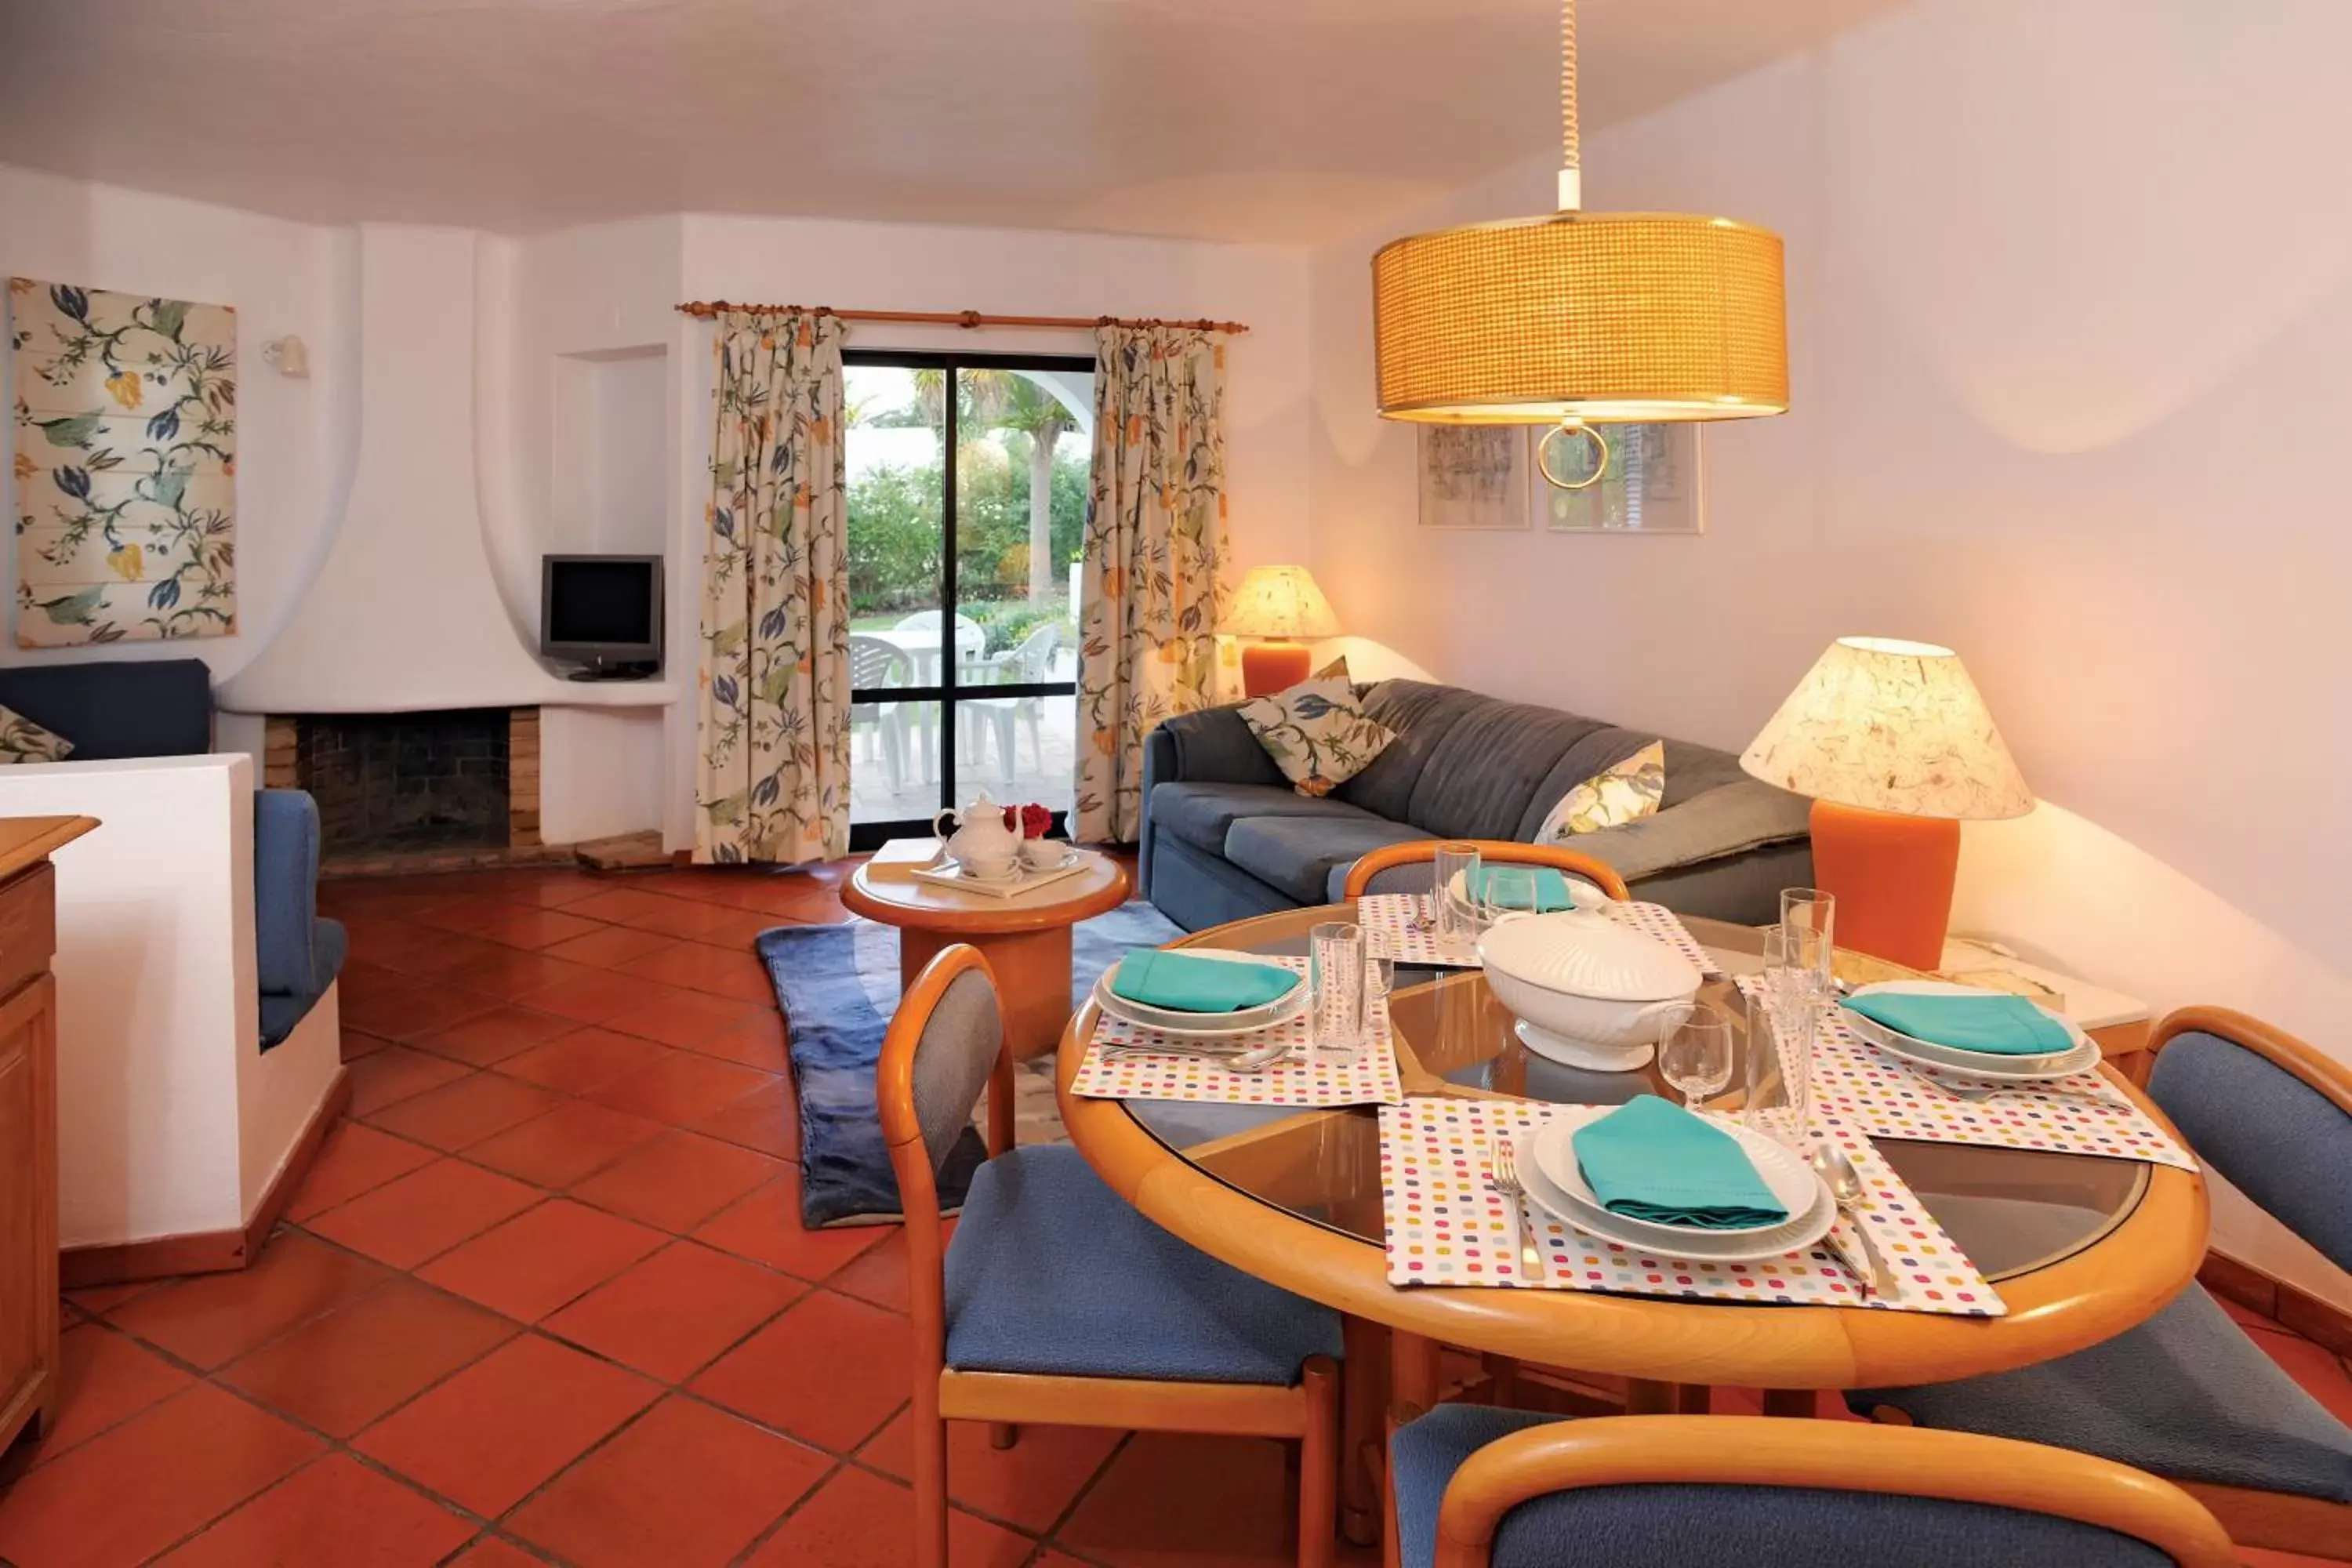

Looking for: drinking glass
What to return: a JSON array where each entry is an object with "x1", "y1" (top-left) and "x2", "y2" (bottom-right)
[
  {"x1": 1479, "y1": 866, "x2": 1540, "y2": 931},
  {"x1": 1780, "y1": 887, "x2": 1837, "y2": 997},
  {"x1": 1364, "y1": 929, "x2": 1396, "y2": 1010},
  {"x1": 1745, "y1": 928, "x2": 1817, "y2": 1148},
  {"x1": 1309, "y1": 920, "x2": 1368, "y2": 1056},
  {"x1": 1432, "y1": 841, "x2": 1481, "y2": 960},
  {"x1": 1658, "y1": 1003, "x2": 1735, "y2": 1109}
]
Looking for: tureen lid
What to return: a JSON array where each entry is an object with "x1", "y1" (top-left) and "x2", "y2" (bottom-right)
[{"x1": 1476, "y1": 912, "x2": 1702, "y2": 1002}]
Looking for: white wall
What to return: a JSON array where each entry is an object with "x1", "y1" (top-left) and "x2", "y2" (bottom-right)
[
  {"x1": 0, "y1": 165, "x2": 351, "y2": 680},
  {"x1": 1305, "y1": 0, "x2": 2352, "y2": 1051},
  {"x1": 0, "y1": 754, "x2": 341, "y2": 1247}
]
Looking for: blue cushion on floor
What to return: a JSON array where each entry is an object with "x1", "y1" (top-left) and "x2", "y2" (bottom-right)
[
  {"x1": 1849, "y1": 1283, "x2": 2352, "y2": 1504},
  {"x1": 942, "y1": 1145, "x2": 1341, "y2": 1385},
  {"x1": 1392, "y1": 1404, "x2": 2176, "y2": 1568}
]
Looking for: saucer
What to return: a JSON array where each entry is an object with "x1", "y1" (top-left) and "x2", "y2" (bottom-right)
[{"x1": 952, "y1": 858, "x2": 1022, "y2": 884}]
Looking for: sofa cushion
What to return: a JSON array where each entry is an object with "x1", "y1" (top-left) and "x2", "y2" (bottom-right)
[
  {"x1": 0, "y1": 658, "x2": 212, "y2": 761},
  {"x1": 1224, "y1": 813, "x2": 1427, "y2": 906},
  {"x1": 1563, "y1": 778, "x2": 1813, "y2": 882},
  {"x1": 1332, "y1": 681, "x2": 1489, "y2": 822},
  {"x1": 1236, "y1": 676, "x2": 1397, "y2": 797},
  {"x1": 1149, "y1": 782, "x2": 1377, "y2": 858},
  {"x1": 0, "y1": 706, "x2": 73, "y2": 764},
  {"x1": 1404, "y1": 697, "x2": 1608, "y2": 841},
  {"x1": 1534, "y1": 739, "x2": 1664, "y2": 840}
]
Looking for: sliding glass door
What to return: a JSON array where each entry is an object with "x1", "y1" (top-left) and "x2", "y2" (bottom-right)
[{"x1": 843, "y1": 350, "x2": 1092, "y2": 850}]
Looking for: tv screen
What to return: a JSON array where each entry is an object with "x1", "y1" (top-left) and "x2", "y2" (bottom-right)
[{"x1": 544, "y1": 557, "x2": 659, "y2": 652}]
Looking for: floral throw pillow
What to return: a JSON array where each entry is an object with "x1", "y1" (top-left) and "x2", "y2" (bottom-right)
[
  {"x1": 1537, "y1": 739, "x2": 1664, "y2": 840},
  {"x1": 1239, "y1": 676, "x2": 1396, "y2": 797},
  {"x1": 0, "y1": 706, "x2": 71, "y2": 765}
]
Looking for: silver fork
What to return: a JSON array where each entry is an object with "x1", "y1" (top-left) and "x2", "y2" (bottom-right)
[{"x1": 1487, "y1": 1138, "x2": 1548, "y2": 1285}]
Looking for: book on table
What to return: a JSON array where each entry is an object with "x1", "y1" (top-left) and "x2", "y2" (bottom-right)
[{"x1": 867, "y1": 837, "x2": 946, "y2": 882}]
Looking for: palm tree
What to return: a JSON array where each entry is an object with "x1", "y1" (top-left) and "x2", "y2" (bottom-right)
[
  {"x1": 912, "y1": 369, "x2": 1075, "y2": 608},
  {"x1": 989, "y1": 377, "x2": 1076, "y2": 608}
]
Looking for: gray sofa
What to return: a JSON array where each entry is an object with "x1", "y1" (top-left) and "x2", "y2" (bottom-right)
[{"x1": 1138, "y1": 679, "x2": 1813, "y2": 931}]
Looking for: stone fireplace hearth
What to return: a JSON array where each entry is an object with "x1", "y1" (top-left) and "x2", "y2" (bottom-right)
[{"x1": 264, "y1": 707, "x2": 543, "y2": 869}]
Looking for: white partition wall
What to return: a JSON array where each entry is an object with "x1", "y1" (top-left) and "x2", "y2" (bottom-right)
[{"x1": 0, "y1": 754, "x2": 339, "y2": 1250}]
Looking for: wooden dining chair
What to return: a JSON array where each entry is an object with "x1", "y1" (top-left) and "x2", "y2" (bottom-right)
[
  {"x1": 1848, "y1": 1005, "x2": 2352, "y2": 1560},
  {"x1": 1387, "y1": 1407, "x2": 2238, "y2": 1568},
  {"x1": 878, "y1": 942, "x2": 1345, "y2": 1568},
  {"x1": 1341, "y1": 840, "x2": 1630, "y2": 903}
]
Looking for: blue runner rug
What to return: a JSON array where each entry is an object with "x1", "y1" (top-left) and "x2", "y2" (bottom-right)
[{"x1": 756, "y1": 899, "x2": 1185, "y2": 1229}]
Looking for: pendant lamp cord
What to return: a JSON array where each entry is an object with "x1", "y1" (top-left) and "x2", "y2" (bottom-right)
[{"x1": 1561, "y1": 0, "x2": 1580, "y2": 174}]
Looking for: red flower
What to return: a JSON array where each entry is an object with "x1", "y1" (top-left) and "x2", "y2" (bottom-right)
[{"x1": 1020, "y1": 803, "x2": 1052, "y2": 840}]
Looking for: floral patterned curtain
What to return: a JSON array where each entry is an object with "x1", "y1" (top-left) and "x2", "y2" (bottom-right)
[
  {"x1": 694, "y1": 310, "x2": 851, "y2": 864},
  {"x1": 1073, "y1": 325, "x2": 1233, "y2": 843}
]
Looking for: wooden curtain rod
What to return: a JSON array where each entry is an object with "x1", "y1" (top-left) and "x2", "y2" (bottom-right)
[{"x1": 672, "y1": 302, "x2": 1248, "y2": 335}]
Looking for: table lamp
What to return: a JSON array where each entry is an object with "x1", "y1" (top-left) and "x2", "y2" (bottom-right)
[
  {"x1": 1739, "y1": 637, "x2": 2034, "y2": 971},
  {"x1": 1222, "y1": 564, "x2": 1341, "y2": 697}
]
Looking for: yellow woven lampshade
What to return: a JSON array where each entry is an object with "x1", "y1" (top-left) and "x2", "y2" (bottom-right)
[
  {"x1": 1221, "y1": 564, "x2": 1341, "y2": 640},
  {"x1": 1373, "y1": 212, "x2": 1788, "y2": 423},
  {"x1": 1371, "y1": 0, "x2": 1789, "y2": 434}
]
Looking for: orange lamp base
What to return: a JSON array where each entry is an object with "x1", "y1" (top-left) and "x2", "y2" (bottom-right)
[
  {"x1": 1806, "y1": 800, "x2": 1959, "y2": 973},
  {"x1": 1240, "y1": 641, "x2": 1312, "y2": 697}
]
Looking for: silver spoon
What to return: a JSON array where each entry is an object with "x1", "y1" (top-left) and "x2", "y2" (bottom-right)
[{"x1": 1808, "y1": 1142, "x2": 1893, "y2": 1299}]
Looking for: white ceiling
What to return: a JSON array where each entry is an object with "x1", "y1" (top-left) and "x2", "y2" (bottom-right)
[{"x1": 0, "y1": 0, "x2": 1904, "y2": 243}]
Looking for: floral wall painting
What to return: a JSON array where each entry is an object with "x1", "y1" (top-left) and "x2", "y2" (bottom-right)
[
  {"x1": 10, "y1": 279, "x2": 238, "y2": 646},
  {"x1": 1416, "y1": 425, "x2": 1529, "y2": 530},
  {"x1": 1534, "y1": 423, "x2": 1704, "y2": 535}
]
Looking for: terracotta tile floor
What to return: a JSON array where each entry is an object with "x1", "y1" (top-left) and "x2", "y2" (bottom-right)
[{"x1": 1, "y1": 859, "x2": 2346, "y2": 1566}]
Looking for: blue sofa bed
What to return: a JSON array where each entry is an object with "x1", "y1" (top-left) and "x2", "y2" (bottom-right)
[
  {"x1": 0, "y1": 659, "x2": 344, "y2": 1047},
  {"x1": 1138, "y1": 678, "x2": 1814, "y2": 931}
]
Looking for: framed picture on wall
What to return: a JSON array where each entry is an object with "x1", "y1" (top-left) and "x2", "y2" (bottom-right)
[
  {"x1": 1532, "y1": 423, "x2": 1704, "y2": 535},
  {"x1": 1417, "y1": 426, "x2": 1530, "y2": 529}
]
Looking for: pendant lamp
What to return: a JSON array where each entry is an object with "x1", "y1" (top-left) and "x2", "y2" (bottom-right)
[{"x1": 1371, "y1": 0, "x2": 1789, "y2": 487}]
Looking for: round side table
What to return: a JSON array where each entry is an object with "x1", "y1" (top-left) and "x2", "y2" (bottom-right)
[{"x1": 840, "y1": 851, "x2": 1131, "y2": 1059}]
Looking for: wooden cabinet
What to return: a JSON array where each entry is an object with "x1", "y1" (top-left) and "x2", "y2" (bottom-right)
[{"x1": 0, "y1": 818, "x2": 96, "y2": 1457}]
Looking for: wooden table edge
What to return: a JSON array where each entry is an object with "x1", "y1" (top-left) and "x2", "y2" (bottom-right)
[
  {"x1": 1055, "y1": 991, "x2": 2208, "y2": 1392},
  {"x1": 840, "y1": 856, "x2": 1131, "y2": 935}
]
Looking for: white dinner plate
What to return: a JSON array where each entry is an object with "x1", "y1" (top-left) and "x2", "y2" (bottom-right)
[
  {"x1": 1514, "y1": 1125, "x2": 1836, "y2": 1263},
  {"x1": 1840, "y1": 981, "x2": 2101, "y2": 1083},
  {"x1": 1094, "y1": 949, "x2": 1306, "y2": 1038},
  {"x1": 1444, "y1": 870, "x2": 1612, "y2": 919},
  {"x1": 1527, "y1": 1108, "x2": 1825, "y2": 1239}
]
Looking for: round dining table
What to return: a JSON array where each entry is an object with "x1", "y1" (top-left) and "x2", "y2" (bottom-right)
[{"x1": 1053, "y1": 901, "x2": 2208, "y2": 1541}]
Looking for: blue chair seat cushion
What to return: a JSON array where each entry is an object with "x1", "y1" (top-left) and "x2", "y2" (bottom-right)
[
  {"x1": 1850, "y1": 1283, "x2": 2352, "y2": 1504},
  {"x1": 942, "y1": 1145, "x2": 1341, "y2": 1385},
  {"x1": 1392, "y1": 1404, "x2": 2174, "y2": 1568}
]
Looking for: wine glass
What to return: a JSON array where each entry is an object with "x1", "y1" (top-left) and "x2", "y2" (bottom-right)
[
  {"x1": 1658, "y1": 1003, "x2": 1735, "y2": 1110},
  {"x1": 1479, "y1": 866, "x2": 1540, "y2": 931}
]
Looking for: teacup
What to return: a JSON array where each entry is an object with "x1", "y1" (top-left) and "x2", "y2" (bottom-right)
[
  {"x1": 958, "y1": 851, "x2": 1021, "y2": 882},
  {"x1": 1020, "y1": 840, "x2": 1077, "y2": 872}
]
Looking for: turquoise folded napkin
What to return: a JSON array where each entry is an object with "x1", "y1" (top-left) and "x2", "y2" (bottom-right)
[
  {"x1": 1570, "y1": 1094, "x2": 1789, "y2": 1230},
  {"x1": 1839, "y1": 991, "x2": 2073, "y2": 1056},
  {"x1": 1461, "y1": 866, "x2": 1577, "y2": 913},
  {"x1": 1111, "y1": 950, "x2": 1298, "y2": 1014}
]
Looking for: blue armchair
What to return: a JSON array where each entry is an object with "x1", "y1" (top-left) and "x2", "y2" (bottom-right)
[{"x1": 0, "y1": 658, "x2": 343, "y2": 1049}]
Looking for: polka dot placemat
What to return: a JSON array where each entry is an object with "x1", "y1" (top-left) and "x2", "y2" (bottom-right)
[
  {"x1": 1737, "y1": 978, "x2": 2198, "y2": 1173},
  {"x1": 1356, "y1": 894, "x2": 1721, "y2": 976},
  {"x1": 1377, "y1": 1096, "x2": 2004, "y2": 1316},
  {"x1": 1073, "y1": 957, "x2": 1406, "y2": 1108}
]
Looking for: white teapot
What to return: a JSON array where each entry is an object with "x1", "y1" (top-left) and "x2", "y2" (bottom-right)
[{"x1": 932, "y1": 791, "x2": 1022, "y2": 879}]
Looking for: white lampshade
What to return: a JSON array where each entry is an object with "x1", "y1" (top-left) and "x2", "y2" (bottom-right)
[
  {"x1": 1221, "y1": 564, "x2": 1341, "y2": 641},
  {"x1": 1740, "y1": 637, "x2": 2034, "y2": 821}
]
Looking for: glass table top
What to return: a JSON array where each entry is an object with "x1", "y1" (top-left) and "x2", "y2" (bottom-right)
[{"x1": 1112, "y1": 903, "x2": 2146, "y2": 1284}]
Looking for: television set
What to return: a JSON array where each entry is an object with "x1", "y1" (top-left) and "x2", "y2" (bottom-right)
[{"x1": 540, "y1": 554, "x2": 663, "y2": 680}]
